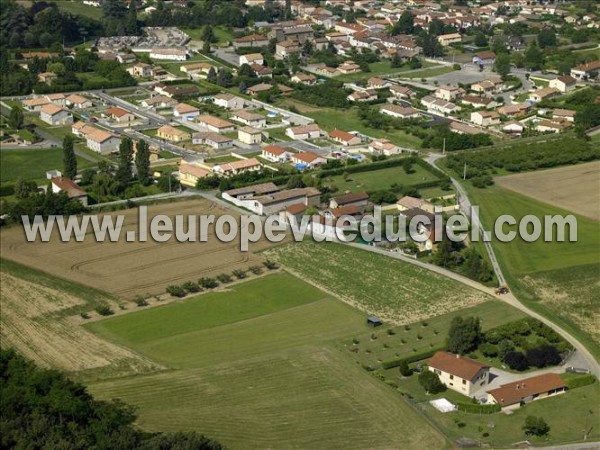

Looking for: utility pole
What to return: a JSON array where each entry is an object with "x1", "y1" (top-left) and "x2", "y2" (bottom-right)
[{"x1": 442, "y1": 137, "x2": 446, "y2": 155}]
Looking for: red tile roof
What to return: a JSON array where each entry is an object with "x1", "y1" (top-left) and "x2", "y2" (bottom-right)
[
  {"x1": 428, "y1": 351, "x2": 489, "y2": 381},
  {"x1": 487, "y1": 373, "x2": 566, "y2": 407}
]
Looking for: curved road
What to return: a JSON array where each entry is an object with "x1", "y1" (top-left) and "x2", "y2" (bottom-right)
[{"x1": 421, "y1": 152, "x2": 600, "y2": 378}]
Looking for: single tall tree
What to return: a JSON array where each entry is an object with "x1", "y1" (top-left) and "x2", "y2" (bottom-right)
[
  {"x1": 8, "y1": 106, "x2": 24, "y2": 130},
  {"x1": 446, "y1": 316, "x2": 482, "y2": 355},
  {"x1": 135, "y1": 139, "x2": 151, "y2": 185},
  {"x1": 116, "y1": 137, "x2": 133, "y2": 187},
  {"x1": 62, "y1": 135, "x2": 77, "y2": 179}
]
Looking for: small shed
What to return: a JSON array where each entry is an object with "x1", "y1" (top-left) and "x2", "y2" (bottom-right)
[{"x1": 367, "y1": 316, "x2": 383, "y2": 327}]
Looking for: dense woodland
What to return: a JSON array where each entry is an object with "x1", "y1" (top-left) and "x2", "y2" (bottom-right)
[{"x1": 0, "y1": 349, "x2": 222, "y2": 449}]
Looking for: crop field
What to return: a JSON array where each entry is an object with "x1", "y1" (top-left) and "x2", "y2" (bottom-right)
[
  {"x1": 263, "y1": 241, "x2": 492, "y2": 324},
  {"x1": 467, "y1": 184, "x2": 600, "y2": 357},
  {"x1": 86, "y1": 273, "x2": 446, "y2": 449},
  {"x1": 495, "y1": 161, "x2": 600, "y2": 220},
  {"x1": 323, "y1": 164, "x2": 439, "y2": 193},
  {"x1": 0, "y1": 198, "x2": 274, "y2": 299},
  {"x1": 0, "y1": 258, "x2": 158, "y2": 376},
  {"x1": 344, "y1": 301, "x2": 525, "y2": 370}
]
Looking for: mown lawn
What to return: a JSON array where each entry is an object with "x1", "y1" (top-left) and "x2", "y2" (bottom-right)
[
  {"x1": 402, "y1": 66, "x2": 456, "y2": 79},
  {"x1": 56, "y1": 0, "x2": 103, "y2": 20},
  {"x1": 323, "y1": 163, "x2": 439, "y2": 192},
  {"x1": 306, "y1": 106, "x2": 423, "y2": 149},
  {"x1": 0, "y1": 148, "x2": 94, "y2": 184},
  {"x1": 86, "y1": 272, "x2": 446, "y2": 449}
]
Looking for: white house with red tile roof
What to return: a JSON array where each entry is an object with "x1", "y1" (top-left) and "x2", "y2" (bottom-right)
[
  {"x1": 40, "y1": 104, "x2": 73, "y2": 126},
  {"x1": 428, "y1": 351, "x2": 491, "y2": 397}
]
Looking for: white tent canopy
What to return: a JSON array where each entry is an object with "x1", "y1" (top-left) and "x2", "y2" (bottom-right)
[{"x1": 429, "y1": 398, "x2": 457, "y2": 413}]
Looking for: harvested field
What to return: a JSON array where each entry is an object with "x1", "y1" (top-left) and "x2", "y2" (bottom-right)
[
  {"x1": 495, "y1": 161, "x2": 600, "y2": 221},
  {"x1": 0, "y1": 259, "x2": 159, "y2": 377},
  {"x1": 263, "y1": 241, "x2": 492, "y2": 324},
  {"x1": 0, "y1": 198, "x2": 276, "y2": 299}
]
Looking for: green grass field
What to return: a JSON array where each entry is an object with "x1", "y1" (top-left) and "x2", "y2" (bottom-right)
[
  {"x1": 401, "y1": 66, "x2": 456, "y2": 79},
  {"x1": 305, "y1": 106, "x2": 423, "y2": 149},
  {"x1": 264, "y1": 241, "x2": 492, "y2": 324},
  {"x1": 466, "y1": 183, "x2": 600, "y2": 359},
  {"x1": 0, "y1": 148, "x2": 94, "y2": 184},
  {"x1": 87, "y1": 272, "x2": 446, "y2": 449},
  {"x1": 56, "y1": 0, "x2": 103, "y2": 20},
  {"x1": 323, "y1": 164, "x2": 439, "y2": 193}
]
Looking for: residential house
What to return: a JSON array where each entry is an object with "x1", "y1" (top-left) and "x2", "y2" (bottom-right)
[
  {"x1": 45, "y1": 93, "x2": 66, "y2": 106},
  {"x1": 22, "y1": 97, "x2": 51, "y2": 111},
  {"x1": 173, "y1": 103, "x2": 200, "y2": 121},
  {"x1": 450, "y1": 122, "x2": 484, "y2": 135},
  {"x1": 178, "y1": 162, "x2": 211, "y2": 187},
  {"x1": 347, "y1": 89, "x2": 377, "y2": 102},
  {"x1": 141, "y1": 95, "x2": 177, "y2": 109},
  {"x1": 291, "y1": 151, "x2": 327, "y2": 169},
  {"x1": 421, "y1": 96, "x2": 460, "y2": 115},
  {"x1": 71, "y1": 121, "x2": 96, "y2": 138},
  {"x1": 529, "y1": 87, "x2": 560, "y2": 103},
  {"x1": 329, "y1": 129, "x2": 361, "y2": 146},
  {"x1": 367, "y1": 77, "x2": 390, "y2": 90},
  {"x1": 427, "y1": 351, "x2": 491, "y2": 397},
  {"x1": 86, "y1": 128, "x2": 120, "y2": 154},
  {"x1": 192, "y1": 132, "x2": 233, "y2": 149},
  {"x1": 51, "y1": 176, "x2": 88, "y2": 206},
  {"x1": 105, "y1": 107, "x2": 135, "y2": 124},
  {"x1": 535, "y1": 119, "x2": 572, "y2": 133},
  {"x1": 230, "y1": 110, "x2": 266, "y2": 128},
  {"x1": 337, "y1": 60, "x2": 361, "y2": 74},
  {"x1": 40, "y1": 104, "x2": 73, "y2": 126},
  {"x1": 498, "y1": 103, "x2": 531, "y2": 118},
  {"x1": 213, "y1": 158, "x2": 262, "y2": 177},
  {"x1": 238, "y1": 126, "x2": 264, "y2": 144},
  {"x1": 275, "y1": 40, "x2": 302, "y2": 59},
  {"x1": 213, "y1": 93, "x2": 246, "y2": 110},
  {"x1": 433, "y1": 86, "x2": 462, "y2": 102},
  {"x1": 471, "y1": 78, "x2": 503, "y2": 97},
  {"x1": 149, "y1": 48, "x2": 187, "y2": 61},
  {"x1": 503, "y1": 120, "x2": 524, "y2": 134},
  {"x1": 549, "y1": 75, "x2": 576, "y2": 93},
  {"x1": 570, "y1": 60, "x2": 600, "y2": 80},
  {"x1": 389, "y1": 84, "x2": 415, "y2": 100},
  {"x1": 262, "y1": 145, "x2": 292, "y2": 162},
  {"x1": 329, "y1": 192, "x2": 369, "y2": 209},
  {"x1": 552, "y1": 109, "x2": 576, "y2": 122},
  {"x1": 286, "y1": 123, "x2": 321, "y2": 140},
  {"x1": 471, "y1": 110, "x2": 500, "y2": 127},
  {"x1": 240, "y1": 53, "x2": 264, "y2": 66},
  {"x1": 127, "y1": 62, "x2": 153, "y2": 78},
  {"x1": 438, "y1": 32, "x2": 462, "y2": 46},
  {"x1": 472, "y1": 51, "x2": 496, "y2": 65},
  {"x1": 181, "y1": 62, "x2": 214, "y2": 78},
  {"x1": 196, "y1": 115, "x2": 235, "y2": 133},
  {"x1": 381, "y1": 105, "x2": 421, "y2": 119},
  {"x1": 37, "y1": 72, "x2": 57, "y2": 84},
  {"x1": 486, "y1": 373, "x2": 567, "y2": 411},
  {"x1": 155, "y1": 84, "x2": 200, "y2": 98},
  {"x1": 65, "y1": 94, "x2": 92, "y2": 109},
  {"x1": 157, "y1": 125, "x2": 190, "y2": 142},
  {"x1": 291, "y1": 73, "x2": 317, "y2": 85},
  {"x1": 461, "y1": 95, "x2": 496, "y2": 109},
  {"x1": 251, "y1": 64, "x2": 273, "y2": 78},
  {"x1": 397, "y1": 195, "x2": 435, "y2": 214},
  {"x1": 233, "y1": 34, "x2": 269, "y2": 49},
  {"x1": 224, "y1": 186, "x2": 320, "y2": 216},
  {"x1": 247, "y1": 83, "x2": 273, "y2": 96},
  {"x1": 368, "y1": 138, "x2": 401, "y2": 156},
  {"x1": 116, "y1": 53, "x2": 136, "y2": 65}
]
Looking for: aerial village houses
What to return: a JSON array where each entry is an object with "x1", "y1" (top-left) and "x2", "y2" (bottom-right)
[
  {"x1": 157, "y1": 125, "x2": 190, "y2": 142},
  {"x1": 224, "y1": 185, "x2": 321, "y2": 216},
  {"x1": 179, "y1": 162, "x2": 211, "y2": 187},
  {"x1": 105, "y1": 107, "x2": 135, "y2": 124},
  {"x1": 40, "y1": 104, "x2": 73, "y2": 126},
  {"x1": 381, "y1": 105, "x2": 421, "y2": 119},
  {"x1": 329, "y1": 129, "x2": 361, "y2": 146},
  {"x1": 196, "y1": 115, "x2": 235, "y2": 133},
  {"x1": 427, "y1": 352, "x2": 491, "y2": 397},
  {"x1": 240, "y1": 53, "x2": 265, "y2": 66},
  {"x1": 437, "y1": 32, "x2": 462, "y2": 46},
  {"x1": 192, "y1": 132, "x2": 233, "y2": 150},
  {"x1": 570, "y1": 60, "x2": 600, "y2": 80},
  {"x1": 238, "y1": 126, "x2": 264, "y2": 144},
  {"x1": 262, "y1": 145, "x2": 292, "y2": 162},
  {"x1": 529, "y1": 87, "x2": 560, "y2": 103},
  {"x1": 213, "y1": 158, "x2": 262, "y2": 177},
  {"x1": 149, "y1": 48, "x2": 187, "y2": 61},
  {"x1": 230, "y1": 110, "x2": 267, "y2": 128},
  {"x1": 66, "y1": 94, "x2": 92, "y2": 109},
  {"x1": 213, "y1": 93, "x2": 246, "y2": 110},
  {"x1": 471, "y1": 110, "x2": 500, "y2": 127},
  {"x1": 173, "y1": 103, "x2": 200, "y2": 121},
  {"x1": 286, "y1": 124, "x2": 321, "y2": 140},
  {"x1": 548, "y1": 75, "x2": 576, "y2": 93},
  {"x1": 50, "y1": 176, "x2": 88, "y2": 206},
  {"x1": 86, "y1": 128, "x2": 121, "y2": 154},
  {"x1": 486, "y1": 373, "x2": 567, "y2": 411},
  {"x1": 291, "y1": 151, "x2": 327, "y2": 169},
  {"x1": 329, "y1": 192, "x2": 369, "y2": 209}
]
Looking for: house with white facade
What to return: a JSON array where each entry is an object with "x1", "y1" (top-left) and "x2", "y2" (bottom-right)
[
  {"x1": 40, "y1": 104, "x2": 73, "y2": 126},
  {"x1": 427, "y1": 351, "x2": 491, "y2": 397}
]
